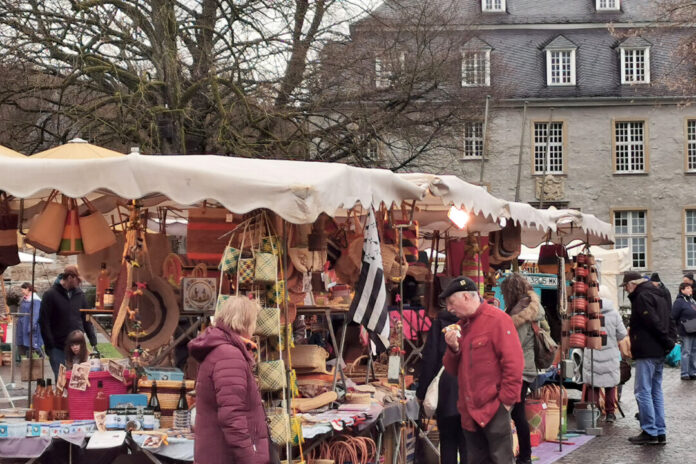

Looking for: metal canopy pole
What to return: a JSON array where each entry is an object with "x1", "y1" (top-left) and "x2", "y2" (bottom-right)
[{"x1": 27, "y1": 249, "x2": 37, "y2": 406}]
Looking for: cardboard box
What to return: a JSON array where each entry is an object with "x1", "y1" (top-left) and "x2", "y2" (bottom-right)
[{"x1": 143, "y1": 367, "x2": 184, "y2": 381}]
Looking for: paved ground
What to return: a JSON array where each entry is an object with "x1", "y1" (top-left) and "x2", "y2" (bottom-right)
[{"x1": 558, "y1": 364, "x2": 695, "y2": 463}]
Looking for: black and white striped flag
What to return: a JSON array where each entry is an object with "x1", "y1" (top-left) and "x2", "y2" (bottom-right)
[{"x1": 349, "y1": 209, "x2": 390, "y2": 351}]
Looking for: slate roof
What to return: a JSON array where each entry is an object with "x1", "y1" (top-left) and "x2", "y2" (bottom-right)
[
  {"x1": 360, "y1": 0, "x2": 661, "y2": 27},
  {"x1": 544, "y1": 35, "x2": 578, "y2": 50}
]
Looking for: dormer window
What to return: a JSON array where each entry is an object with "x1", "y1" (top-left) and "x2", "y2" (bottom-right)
[
  {"x1": 544, "y1": 36, "x2": 577, "y2": 86},
  {"x1": 482, "y1": 0, "x2": 505, "y2": 13},
  {"x1": 617, "y1": 37, "x2": 651, "y2": 84},
  {"x1": 596, "y1": 0, "x2": 620, "y2": 11}
]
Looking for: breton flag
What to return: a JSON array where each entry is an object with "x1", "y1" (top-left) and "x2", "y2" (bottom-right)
[{"x1": 349, "y1": 209, "x2": 390, "y2": 351}]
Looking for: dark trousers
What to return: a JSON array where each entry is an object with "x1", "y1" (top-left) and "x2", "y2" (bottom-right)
[
  {"x1": 587, "y1": 386, "x2": 617, "y2": 414},
  {"x1": 437, "y1": 414, "x2": 467, "y2": 464},
  {"x1": 463, "y1": 404, "x2": 514, "y2": 464},
  {"x1": 510, "y1": 381, "x2": 531, "y2": 461}
]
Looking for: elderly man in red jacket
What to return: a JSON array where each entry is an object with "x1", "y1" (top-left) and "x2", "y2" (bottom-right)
[{"x1": 442, "y1": 276, "x2": 524, "y2": 464}]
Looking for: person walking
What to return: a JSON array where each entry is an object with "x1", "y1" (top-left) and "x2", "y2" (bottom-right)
[
  {"x1": 671, "y1": 282, "x2": 696, "y2": 380},
  {"x1": 582, "y1": 286, "x2": 628, "y2": 423},
  {"x1": 15, "y1": 283, "x2": 43, "y2": 360},
  {"x1": 38, "y1": 265, "x2": 97, "y2": 379},
  {"x1": 500, "y1": 273, "x2": 545, "y2": 464},
  {"x1": 188, "y1": 296, "x2": 271, "y2": 464},
  {"x1": 442, "y1": 276, "x2": 524, "y2": 464},
  {"x1": 622, "y1": 271, "x2": 675, "y2": 445},
  {"x1": 416, "y1": 309, "x2": 466, "y2": 464}
]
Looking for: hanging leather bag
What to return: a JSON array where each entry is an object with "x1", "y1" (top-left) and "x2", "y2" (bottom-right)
[
  {"x1": 78, "y1": 197, "x2": 117, "y2": 255},
  {"x1": 26, "y1": 190, "x2": 68, "y2": 253},
  {"x1": 0, "y1": 192, "x2": 20, "y2": 269},
  {"x1": 57, "y1": 199, "x2": 83, "y2": 256}
]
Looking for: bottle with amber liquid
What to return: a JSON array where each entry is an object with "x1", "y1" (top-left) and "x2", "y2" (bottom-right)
[
  {"x1": 44, "y1": 379, "x2": 55, "y2": 420},
  {"x1": 36, "y1": 379, "x2": 49, "y2": 421},
  {"x1": 96, "y1": 263, "x2": 110, "y2": 309}
]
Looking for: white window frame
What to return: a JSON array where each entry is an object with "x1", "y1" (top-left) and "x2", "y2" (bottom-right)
[
  {"x1": 481, "y1": 0, "x2": 505, "y2": 12},
  {"x1": 463, "y1": 122, "x2": 484, "y2": 159},
  {"x1": 596, "y1": 0, "x2": 620, "y2": 11},
  {"x1": 364, "y1": 139, "x2": 381, "y2": 161},
  {"x1": 614, "y1": 210, "x2": 648, "y2": 270},
  {"x1": 686, "y1": 210, "x2": 696, "y2": 268},
  {"x1": 687, "y1": 120, "x2": 696, "y2": 172},
  {"x1": 620, "y1": 47, "x2": 650, "y2": 84},
  {"x1": 375, "y1": 52, "x2": 406, "y2": 89},
  {"x1": 614, "y1": 121, "x2": 646, "y2": 173},
  {"x1": 461, "y1": 50, "x2": 491, "y2": 87},
  {"x1": 546, "y1": 49, "x2": 576, "y2": 86},
  {"x1": 533, "y1": 122, "x2": 564, "y2": 174}
]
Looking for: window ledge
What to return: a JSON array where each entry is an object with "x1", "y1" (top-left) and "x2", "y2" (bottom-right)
[
  {"x1": 460, "y1": 157, "x2": 485, "y2": 162},
  {"x1": 612, "y1": 171, "x2": 649, "y2": 176},
  {"x1": 532, "y1": 173, "x2": 567, "y2": 177},
  {"x1": 685, "y1": 171, "x2": 696, "y2": 175}
]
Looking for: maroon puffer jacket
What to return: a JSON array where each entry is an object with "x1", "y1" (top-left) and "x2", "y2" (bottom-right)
[{"x1": 188, "y1": 323, "x2": 270, "y2": 464}]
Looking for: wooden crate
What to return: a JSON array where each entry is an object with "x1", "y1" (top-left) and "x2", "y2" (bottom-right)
[{"x1": 21, "y1": 358, "x2": 44, "y2": 381}]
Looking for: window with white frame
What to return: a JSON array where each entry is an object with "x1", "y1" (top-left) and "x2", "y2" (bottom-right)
[
  {"x1": 533, "y1": 122, "x2": 564, "y2": 174},
  {"x1": 687, "y1": 120, "x2": 696, "y2": 171},
  {"x1": 461, "y1": 50, "x2": 490, "y2": 87},
  {"x1": 546, "y1": 49, "x2": 576, "y2": 86},
  {"x1": 463, "y1": 122, "x2": 484, "y2": 158},
  {"x1": 375, "y1": 53, "x2": 405, "y2": 89},
  {"x1": 482, "y1": 0, "x2": 505, "y2": 12},
  {"x1": 620, "y1": 48, "x2": 650, "y2": 84},
  {"x1": 686, "y1": 210, "x2": 696, "y2": 268},
  {"x1": 364, "y1": 139, "x2": 381, "y2": 161},
  {"x1": 614, "y1": 210, "x2": 648, "y2": 269},
  {"x1": 596, "y1": 0, "x2": 620, "y2": 11},
  {"x1": 614, "y1": 121, "x2": 646, "y2": 173}
]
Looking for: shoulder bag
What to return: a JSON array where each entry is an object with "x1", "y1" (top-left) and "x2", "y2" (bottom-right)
[
  {"x1": 531, "y1": 321, "x2": 558, "y2": 370},
  {"x1": 422, "y1": 366, "x2": 445, "y2": 418}
]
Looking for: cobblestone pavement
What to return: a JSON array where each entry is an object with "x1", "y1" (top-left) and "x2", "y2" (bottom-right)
[{"x1": 557, "y1": 364, "x2": 694, "y2": 463}]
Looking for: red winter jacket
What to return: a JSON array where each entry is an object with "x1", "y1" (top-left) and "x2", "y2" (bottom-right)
[
  {"x1": 443, "y1": 301, "x2": 524, "y2": 432},
  {"x1": 188, "y1": 323, "x2": 270, "y2": 464}
]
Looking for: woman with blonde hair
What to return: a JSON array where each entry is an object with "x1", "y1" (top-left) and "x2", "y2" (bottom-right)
[{"x1": 188, "y1": 296, "x2": 270, "y2": 464}]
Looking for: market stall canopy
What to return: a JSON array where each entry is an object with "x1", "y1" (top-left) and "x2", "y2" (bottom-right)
[
  {"x1": 30, "y1": 138, "x2": 126, "y2": 159},
  {"x1": 0, "y1": 154, "x2": 426, "y2": 224},
  {"x1": 0, "y1": 145, "x2": 25, "y2": 158}
]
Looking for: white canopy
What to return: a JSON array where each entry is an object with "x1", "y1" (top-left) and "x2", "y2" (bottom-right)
[{"x1": 0, "y1": 154, "x2": 426, "y2": 224}]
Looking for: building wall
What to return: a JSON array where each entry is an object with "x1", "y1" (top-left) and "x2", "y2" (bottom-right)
[{"x1": 443, "y1": 102, "x2": 696, "y2": 295}]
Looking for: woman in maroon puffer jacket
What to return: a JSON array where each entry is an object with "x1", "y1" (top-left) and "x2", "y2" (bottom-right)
[{"x1": 188, "y1": 296, "x2": 270, "y2": 464}]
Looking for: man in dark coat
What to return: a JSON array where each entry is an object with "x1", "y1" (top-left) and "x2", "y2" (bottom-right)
[
  {"x1": 38, "y1": 265, "x2": 97, "y2": 379},
  {"x1": 417, "y1": 310, "x2": 465, "y2": 464},
  {"x1": 623, "y1": 271, "x2": 676, "y2": 445}
]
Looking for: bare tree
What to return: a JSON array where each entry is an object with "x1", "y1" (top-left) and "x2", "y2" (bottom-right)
[
  {"x1": 651, "y1": 0, "x2": 696, "y2": 95},
  {"x1": 0, "y1": 0, "x2": 506, "y2": 168}
]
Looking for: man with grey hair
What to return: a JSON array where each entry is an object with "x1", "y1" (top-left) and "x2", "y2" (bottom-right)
[
  {"x1": 442, "y1": 276, "x2": 523, "y2": 464},
  {"x1": 622, "y1": 271, "x2": 676, "y2": 445}
]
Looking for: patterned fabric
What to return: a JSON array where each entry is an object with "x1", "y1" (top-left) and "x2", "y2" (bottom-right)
[
  {"x1": 215, "y1": 295, "x2": 231, "y2": 314},
  {"x1": 218, "y1": 246, "x2": 240, "y2": 274},
  {"x1": 261, "y1": 236, "x2": 280, "y2": 255},
  {"x1": 266, "y1": 280, "x2": 286, "y2": 305},
  {"x1": 238, "y1": 258, "x2": 255, "y2": 287},
  {"x1": 257, "y1": 359, "x2": 286, "y2": 391},
  {"x1": 255, "y1": 307, "x2": 281, "y2": 337},
  {"x1": 254, "y1": 252, "x2": 277, "y2": 283}
]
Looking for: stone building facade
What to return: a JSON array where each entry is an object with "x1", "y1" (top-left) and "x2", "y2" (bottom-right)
[{"x1": 343, "y1": 0, "x2": 696, "y2": 294}]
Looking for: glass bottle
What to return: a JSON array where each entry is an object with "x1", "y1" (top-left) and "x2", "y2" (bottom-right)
[
  {"x1": 173, "y1": 382, "x2": 190, "y2": 430},
  {"x1": 147, "y1": 381, "x2": 161, "y2": 429},
  {"x1": 45, "y1": 379, "x2": 55, "y2": 420},
  {"x1": 96, "y1": 263, "x2": 110, "y2": 309}
]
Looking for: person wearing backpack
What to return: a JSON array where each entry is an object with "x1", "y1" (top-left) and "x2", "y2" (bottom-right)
[
  {"x1": 501, "y1": 274, "x2": 545, "y2": 464},
  {"x1": 622, "y1": 271, "x2": 676, "y2": 446},
  {"x1": 671, "y1": 282, "x2": 696, "y2": 380}
]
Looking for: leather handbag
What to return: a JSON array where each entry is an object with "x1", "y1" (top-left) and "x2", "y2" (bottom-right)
[
  {"x1": 255, "y1": 307, "x2": 281, "y2": 337},
  {"x1": 257, "y1": 359, "x2": 287, "y2": 391},
  {"x1": 78, "y1": 198, "x2": 117, "y2": 255},
  {"x1": 58, "y1": 199, "x2": 83, "y2": 256},
  {"x1": 26, "y1": 190, "x2": 68, "y2": 253},
  {"x1": 423, "y1": 366, "x2": 444, "y2": 418},
  {"x1": 0, "y1": 192, "x2": 20, "y2": 269},
  {"x1": 532, "y1": 321, "x2": 558, "y2": 369},
  {"x1": 682, "y1": 318, "x2": 696, "y2": 334}
]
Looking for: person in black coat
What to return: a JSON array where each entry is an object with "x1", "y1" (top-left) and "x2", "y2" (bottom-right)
[
  {"x1": 671, "y1": 283, "x2": 696, "y2": 380},
  {"x1": 38, "y1": 266, "x2": 97, "y2": 380},
  {"x1": 416, "y1": 310, "x2": 466, "y2": 464}
]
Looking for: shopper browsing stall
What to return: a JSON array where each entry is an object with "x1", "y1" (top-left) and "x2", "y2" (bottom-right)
[
  {"x1": 16, "y1": 282, "x2": 43, "y2": 359},
  {"x1": 501, "y1": 273, "x2": 545, "y2": 464},
  {"x1": 188, "y1": 296, "x2": 271, "y2": 464},
  {"x1": 442, "y1": 276, "x2": 523, "y2": 464},
  {"x1": 38, "y1": 265, "x2": 97, "y2": 379},
  {"x1": 671, "y1": 282, "x2": 696, "y2": 380}
]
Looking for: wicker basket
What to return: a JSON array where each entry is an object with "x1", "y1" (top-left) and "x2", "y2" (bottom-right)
[
  {"x1": 345, "y1": 355, "x2": 388, "y2": 381},
  {"x1": 138, "y1": 379, "x2": 195, "y2": 411},
  {"x1": 66, "y1": 371, "x2": 132, "y2": 420}
]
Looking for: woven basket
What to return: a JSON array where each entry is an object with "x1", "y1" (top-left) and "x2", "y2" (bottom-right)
[
  {"x1": 345, "y1": 355, "x2": 388, "y2": 380},
  {"x1": 284, "y1": 345, "x2": 328, "y2": 374},
  {"x1": 67, "y1": 371, "x2": 131, "y2": 420},
  {"x1": 138, "y1": 379, "x2": 195, "y2": 411}
]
